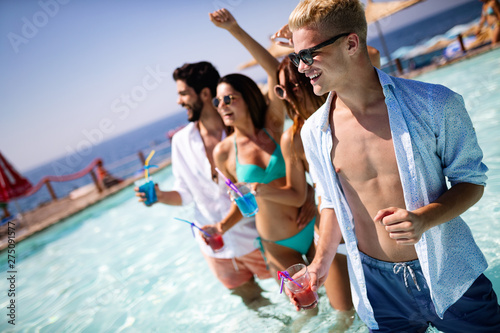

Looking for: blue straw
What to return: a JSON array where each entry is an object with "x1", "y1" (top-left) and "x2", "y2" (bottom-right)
[
  {"x1": 138, "y1": 164, "x2": 159, "y2": 174},
  {"x1": 173, "y1": 217, "x2": 211, "y2": 237}
]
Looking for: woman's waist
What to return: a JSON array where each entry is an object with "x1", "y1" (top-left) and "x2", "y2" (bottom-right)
[
  {"x1": 255, "y1": 211, "x2": 310, "y2": 241},
  {"x1": 255, "y1": 200, "x2": 299, "y2": 221}
]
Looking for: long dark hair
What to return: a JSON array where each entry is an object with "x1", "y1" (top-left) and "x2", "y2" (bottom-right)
[
  {"x1": 218, "y1": 73, "x2": 267, "y2": 130},
  {"x1": 277, "y1": 57, "x2": 327, "y2": 138}
]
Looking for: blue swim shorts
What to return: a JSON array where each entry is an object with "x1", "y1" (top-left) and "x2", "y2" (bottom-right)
[{"x1": 360, "y1": 251, "x2": 500, "y2": 332}]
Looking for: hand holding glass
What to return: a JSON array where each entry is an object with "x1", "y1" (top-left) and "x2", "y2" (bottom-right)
[
  {"x1": 229, "y1": 183, "x2": 258, "y2": 217},
  {"x1": 204, "y1": 232, "x2": 224, "y2": 252},
  {"x1": 135, "y1": 177, "x2": 157, "y2": 206},
  {"x1": 282, "y1": 263, "x2": 318, "y2": 310},
  {"x1": 174, "y1": 218, "x2": 224, "y2": 253}
]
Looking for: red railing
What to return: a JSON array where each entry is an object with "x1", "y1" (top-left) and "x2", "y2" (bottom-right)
[
  {"x1": 20, "y1": 140, "x2": 172, "y2": 205},
  {"x1": 24, "y1": 158, "x2": 104, "y2": 200}
]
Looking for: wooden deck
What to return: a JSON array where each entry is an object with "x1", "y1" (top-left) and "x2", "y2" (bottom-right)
[{"x1": 0, "y1": 159, "x2": 171, "y2": 251}]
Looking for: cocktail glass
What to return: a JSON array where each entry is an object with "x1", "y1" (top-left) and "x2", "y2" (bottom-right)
[
  {"x1": 229, "y1": 183, "x2": 258, "y2": 217},
  {"x1": 284, "y1": 263, "x2": 318, "y2": 310},
  {"x1": 205, "y1": 232, "x2": 224, "y2": 252},
  {"x1": 135, "y1": 177, "x2": 157, "y2": 206}
]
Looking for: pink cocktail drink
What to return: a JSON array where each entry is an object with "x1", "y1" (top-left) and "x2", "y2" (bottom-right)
[
  {"x1": 206, "y1": 233, "x2": 224, "y2": 252},
  {"x1": 290, "y1": 284, "x2": 318, "y2": 309},
  {"x1": 284, "y1": 263, "x2": 318, "y2": 310}
]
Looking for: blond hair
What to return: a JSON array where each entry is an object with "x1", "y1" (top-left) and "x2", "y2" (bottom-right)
[{"x1": 289, "y1": 0, "x2": 367, "y2": 46}]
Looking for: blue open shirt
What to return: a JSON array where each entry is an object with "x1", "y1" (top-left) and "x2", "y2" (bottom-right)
[{"x1": 301, "y1": 68, "x2": 488, "y2": 329}]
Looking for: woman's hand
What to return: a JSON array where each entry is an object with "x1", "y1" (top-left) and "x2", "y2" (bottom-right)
[
  {"x1": 248, "y1": 182, "x2": 260, "y2": 197},
  {"x1": 209, "y1": 8, "x2": 238, "y2": 31},
  {"x1": 271, "y1": 24, "x2": 293, "y2": 48}
]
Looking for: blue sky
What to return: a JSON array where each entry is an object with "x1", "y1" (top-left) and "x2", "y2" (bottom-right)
[{"x1": 0, "y1": 0, "x2": 474, "y2": 172}]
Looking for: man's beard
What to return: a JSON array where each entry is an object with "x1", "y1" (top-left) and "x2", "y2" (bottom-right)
[{"x1": 187, "y1": 96, "x2": 203, "y2": 122}]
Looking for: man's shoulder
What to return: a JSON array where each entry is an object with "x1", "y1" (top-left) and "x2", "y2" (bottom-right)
[
  {"x1": 302, "y1": 97, "x2": 330, "y2": 136},
  {"x1": 392, "y1": 75, "x2": 456, "y2": 100},
  {"x1": 301, "y1": 110, "x2": 325, "y2": 156},
  {"x1": 301, "y1": 112, "x2": 319, "y2": 139},
  {"x1": 172, "y1": 122, "x2": 195, "y2": 144}
]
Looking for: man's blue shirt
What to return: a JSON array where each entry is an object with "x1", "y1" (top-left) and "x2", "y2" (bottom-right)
[{"x1": 301, "y1": 68, "x2": 488, "y2": 329}]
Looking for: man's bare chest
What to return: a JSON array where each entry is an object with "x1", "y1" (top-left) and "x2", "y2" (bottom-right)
[{"x1": 331, "y1": 112, "x2": 399, "y2": 182}]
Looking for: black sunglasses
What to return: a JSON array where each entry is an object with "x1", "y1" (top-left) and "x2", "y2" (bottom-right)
[
  {"x1": 274, "y1": 85, "x2": 286, "y2": 99},
  {"x1": 274, "y1": 83, "x2": 299, "y2": 100},
  {"x1": 212, "y1": 95, "x2": 238, "y2": 108},
  {"x1": 289, "y1": 32, "x2": 350, "y2": 67}
]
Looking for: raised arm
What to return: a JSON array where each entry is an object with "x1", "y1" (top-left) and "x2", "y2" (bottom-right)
[
  {"x1": 209, "y1": 9, "x2": 284, "y2": 133},
  {"x1": 209, "y1": 9, "x2": 279, "y2": 84},
  {"x1": 271, "y1": 24, "x2": 294, "y2": 48}
]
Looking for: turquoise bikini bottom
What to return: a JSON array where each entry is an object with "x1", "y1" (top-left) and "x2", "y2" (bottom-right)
[{"x1": 255, "y1": 217, "x2": 315, "y2": 267}]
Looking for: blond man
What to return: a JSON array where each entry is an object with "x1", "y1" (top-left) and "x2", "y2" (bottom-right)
[{"x1": 288, "y1": 0, "x2": 500, "y2": 331}]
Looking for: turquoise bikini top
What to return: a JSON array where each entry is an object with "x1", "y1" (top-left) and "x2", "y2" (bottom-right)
[{"x1": 235, "y1": 129, "x2": 286, "y2": 184}]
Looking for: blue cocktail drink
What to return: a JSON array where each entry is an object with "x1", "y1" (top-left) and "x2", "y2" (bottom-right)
[
  {"x1": 136, "y1": 177, "x2": 157, "y2": 206},
  {"x1": 230, "y1": 183, "x2": 258, "y2": 217},
  {"x1": 235, "y1": 192, "x2": 258, "y2": 217}
]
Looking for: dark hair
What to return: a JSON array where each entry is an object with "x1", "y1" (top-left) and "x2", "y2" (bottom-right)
[
  {"x1": 218, "y1": 73, "x2": 267, "y2": 130},
  {"x1": 172, "y1": 61, "x2": 220, "y2": 97}
]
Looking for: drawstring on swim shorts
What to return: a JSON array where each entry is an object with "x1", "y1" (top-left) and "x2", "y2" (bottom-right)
[
  {"x1": 231, "y1": 257, "x2": 239, "y2": 272},
  {"x1": 393, "y1": 263, "x2": 421, "y2": 293}
]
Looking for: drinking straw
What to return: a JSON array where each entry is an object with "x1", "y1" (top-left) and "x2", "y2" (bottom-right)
[
  {"x1": 214, "y1": 167, "x2": 256, "y2": 212},
  {"x1": 174, "y1": 217, "x2": 211, "y2": 238},
  {"x1": 279, "y1": 273, "x2": 285, "y2": 294},
  {"x1": 277, "y1": 271, "x2": 302, "y2": 293},
  {"x1": 144, "y1": 150, "x2": 156, "y2": 179},
  {"x1": 215, "y1": 167, "x2": 245, "y2": 198}
]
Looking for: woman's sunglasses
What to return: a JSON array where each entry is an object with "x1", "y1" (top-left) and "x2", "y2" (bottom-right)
[
  {"x1": 274, "y1": 83, "x2": 299, "y2": 100},
  {"x1": 212, "y1": 94, "x2": 238, "y2": 108},
  {"x1": 274, "y1": 85, "x2": 287, "y2": 100},
  {"x1": 289, "y1": 32, "x2": 350, "y2": 67}
]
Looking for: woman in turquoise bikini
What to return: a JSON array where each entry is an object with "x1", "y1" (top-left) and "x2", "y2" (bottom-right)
[
  {"x1": 477, "y1": 0, "x2": 500, "y2": 44},
  {"x1": 209, "y1": 9, "x2": 316, "y2": 280}
]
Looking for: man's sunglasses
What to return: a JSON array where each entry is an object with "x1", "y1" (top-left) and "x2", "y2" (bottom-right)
[
  {"x1": 289, "y1": 32, "x2": 350, "y2": 67},
  {"x1": 212, "y1": 94, "x2": 238, "y2": 108}
]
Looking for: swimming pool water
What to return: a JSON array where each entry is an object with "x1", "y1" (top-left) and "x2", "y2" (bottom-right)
[
  {"x1": 416, "y1": 48, "x2": 500, "y2": 294},
  {"x1": 2, "y1": 48, "x2": 500, "y2": 332}
]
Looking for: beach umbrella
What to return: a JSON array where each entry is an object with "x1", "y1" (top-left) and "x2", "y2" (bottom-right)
[
  {"x1": 0, "y1": 151, "x2": 32, "y2": 216},
  {"x1": 365, "y1": 0, "x2": 426, "y2": 71}
]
